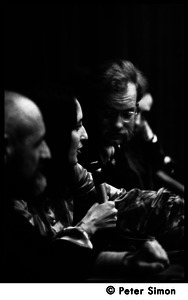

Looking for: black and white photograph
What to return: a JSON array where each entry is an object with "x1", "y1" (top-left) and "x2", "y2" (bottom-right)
[{"x1": 3, "y1": 3, "x2": 185, "y2": 299}]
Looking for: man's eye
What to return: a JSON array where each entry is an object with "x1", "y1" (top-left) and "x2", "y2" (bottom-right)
[
  {"x1": 122, "y1": 111, "x2": 134, "y2": 119},
  {"x1": 102, "y1": 109, "x2": 135, "y2": 120}
]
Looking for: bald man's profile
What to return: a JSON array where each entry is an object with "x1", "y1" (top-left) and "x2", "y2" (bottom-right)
[
  {"x1": 5, "y1": 91, "x2": 51, "y2": 199},
  {"x1": 4, "y1": 91, "x2": 55, "y2": 282}
]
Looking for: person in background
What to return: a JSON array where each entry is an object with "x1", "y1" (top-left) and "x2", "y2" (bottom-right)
[
  {"x1": 77, "y1": 59, "x2": 184, "y2": 194},
  {"x1": 127, "y1": 92, "x2": 183, "y2": 192}
]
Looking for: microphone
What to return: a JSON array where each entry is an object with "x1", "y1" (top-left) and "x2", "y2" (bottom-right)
[{"x1": 89, "y1": 161, "x2": 108, "y2": 203}]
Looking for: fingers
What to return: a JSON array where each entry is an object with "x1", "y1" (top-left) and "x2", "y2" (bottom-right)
[
  {"x1": 96, "y1": 215, "x2": 117, "y2": 226},
  {"x1": 96, "y1": 201, "x2": 118, "y2": 219},
  {"x1": 89, "y1": 201, "x2": 116, "y2": 214},
  {"x1": 95, "y1": 213, "x2": 117, "y2": 228},
  {"x1": 100, "y1": 201, "x2": 118, "y2": 215},
  {"x1": 137, "y1": 261, "x2": 165, "y2": 273},
  {"x1": 99, "y1": 201, "x2": 116, "y2": 209},
  {"x1": 124, "y1": 240, "x2": 169, "y2": 275},
  {"x1": 82, "y1": 201, "x2": 117, "y2": 232}
]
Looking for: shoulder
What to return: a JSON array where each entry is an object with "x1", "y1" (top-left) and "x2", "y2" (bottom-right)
[
  {"x1": 71, "y1": 163, "x2": 95, "y2": 193},
  {"x1": 72, "y1": 163, "x2": 92, "y2": 180}
]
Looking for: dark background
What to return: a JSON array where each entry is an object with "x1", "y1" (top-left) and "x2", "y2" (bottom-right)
[{"x1": 4, "y1": 4, "x2": 184, "y2": 172}]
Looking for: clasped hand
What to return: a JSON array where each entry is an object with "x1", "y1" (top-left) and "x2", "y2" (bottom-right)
[
  {"x1": 124, "y1": 239, "x2": 170, "y2": 273},
  {"x1": 79, "y1": 201, "x2": 117, "y2": 236}
]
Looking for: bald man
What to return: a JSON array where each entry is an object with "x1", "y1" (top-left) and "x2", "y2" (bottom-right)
[
  {"x1": 5, "y1": 91, "x2": 51, "y2": 200},
  {"x1": 4, "y1": 91, "x2": 53, "y2": 281}
]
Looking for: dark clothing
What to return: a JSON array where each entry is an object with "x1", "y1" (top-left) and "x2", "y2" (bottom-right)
[
  {"x1": 80, "y1": 134, "x2": 183, "y2": 192},
  {"x1": 3, "y1": 164, "x2": 184, "y2": 282},
  {"x1": 70, "y1": 165, "x2": 184, "y2": 253},
  {"x1": 79, "y1": 138, "x2": 159, "y2": 191},
  {"x1": 3, "y1": 202, "x2": 97, "y2": 283}
]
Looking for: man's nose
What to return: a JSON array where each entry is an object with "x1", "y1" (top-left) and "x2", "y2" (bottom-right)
[
  {"x1": 113, "y1": 114, "x2": 124, "y2": 129},
  {"x1": 41, "y1": 141, "x2": 51, "y2": 159}
]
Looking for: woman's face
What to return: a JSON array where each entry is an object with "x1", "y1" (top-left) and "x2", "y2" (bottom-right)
[{"x1": 68, "y1": 99, "x2": 88, "y2": 165}]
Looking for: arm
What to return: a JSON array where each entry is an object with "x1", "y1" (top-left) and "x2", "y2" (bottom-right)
[
  {"x1": 72, "y1": 164, "x2": 184, "y2": 251},
  {"x1": 56, "y1": 201, "x2": 117, "y2": 249},
  {"x1": 92, "y1": 239, "x2": 169, "y2": 278}
]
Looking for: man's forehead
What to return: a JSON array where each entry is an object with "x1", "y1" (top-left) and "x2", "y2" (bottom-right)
[
  {"x1": 17, "y1": 98, "x2": 41, "y2": 118},
  {"x1": 6, "y1": 96, "x2": 45, "y2": 141},
  {"x1": 103, "y1": 95, "x2": 137, "y2": 110},
  {"x1": 102, "y1": 82, "x2": 137, "y2": 108}
]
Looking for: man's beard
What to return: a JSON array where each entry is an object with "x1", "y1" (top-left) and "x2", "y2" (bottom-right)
[
  {"x1": 118, "y1": 126, "x2": 134, "y2": 145},
  {"x1": 126, "y1": 126, "x2": 135, "y2": 142}
]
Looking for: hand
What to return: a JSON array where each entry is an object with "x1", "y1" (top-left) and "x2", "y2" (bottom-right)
[
  {"x1": 123, "y1": 239, "x2": 169, "y2": 273},
  {"x1": 79, "y1": 201, "x2": 117, "y2": 236},
  {"x1": 135, "y1": 116, "x2": 154, "y2": 141},
  {"x1": 140, "y1": 119, "x2": 155, "y2": 141}
]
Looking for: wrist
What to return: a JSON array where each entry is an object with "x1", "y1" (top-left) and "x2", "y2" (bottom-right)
[{"x1": 79, "y1": 221, "x2": 94, "y2": 237}]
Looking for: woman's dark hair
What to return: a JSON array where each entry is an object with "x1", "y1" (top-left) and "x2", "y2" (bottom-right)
[
  {"x1": 36, "y1": 85, "x2": 78, "y2": 193},
  {"x1": 44, "y1": 87, "x2": 77, "y2": 162}
]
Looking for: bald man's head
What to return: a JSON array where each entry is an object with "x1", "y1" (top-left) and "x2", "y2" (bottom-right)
[
  {"x1": 5, "y1": 91, "x2": 51, "y2": 199},
  {"x1": 5, "y1": 91, "x2": 44, "y2": 143}
]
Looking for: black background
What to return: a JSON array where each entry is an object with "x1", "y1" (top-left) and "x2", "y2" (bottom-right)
[{"x1": 4, "y1": 4, "x2": 184, "y2": 171}]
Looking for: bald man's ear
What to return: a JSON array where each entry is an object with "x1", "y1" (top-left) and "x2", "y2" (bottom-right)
[{"x1": 4, "y1": 134, "x2": 14, "y2": 164}]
